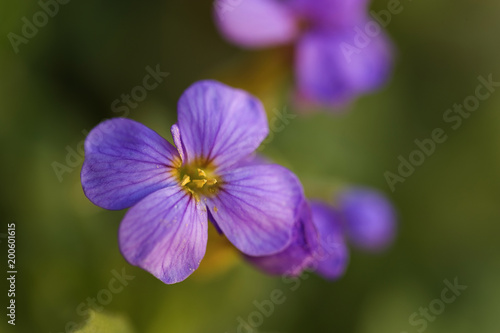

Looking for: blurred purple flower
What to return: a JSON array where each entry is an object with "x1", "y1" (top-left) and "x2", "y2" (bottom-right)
[
  {"x1": 81, "y1": 80, "x2": 304, "y2": 284},
  {"x1": 214, "y1": 0, "x2": 393, "y2": 108},
  {"x1": 337, "y1": 187, "x2": 397, "y2": 252},
  {"x1": 309, "y1": 200, "x2": 350, "y2": 279},
  {"x1": 244, "y1": 200, "x2": 320, "y2": 276},
  {"x1": 244, "y1": 186, "x2": 396, "y2": 278},
  {"x1": 244, "y1": 199, "x2": 349, "y2": 280}
]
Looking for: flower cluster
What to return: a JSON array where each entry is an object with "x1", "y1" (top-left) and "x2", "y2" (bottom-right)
[
  {"x1": 245, "y1": 187, "x2": 397, "y2": 279},
  {"x1": 214, "y1": 0, "x2": 394, "y2": 108},
  {"x1": 81, "y1": 81, "x2": 396, "y2": 284}
]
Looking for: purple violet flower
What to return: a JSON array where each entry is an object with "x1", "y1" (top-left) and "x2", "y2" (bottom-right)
[
  {"x1": 308, "y1": 200, "x2": 349, "y2": 279},
  {"x1": 337, "y1": 187, "x2": 397, "y2": 252},
  {"x1": 244, "y1": 200, "x2": 320, "y2": 276},
  {"x1": 244, "y1": 186, "x2": 397, "y2": 279},
  {"x1": 81, "y1": 80, "x2": 305, "y2": 284},
  {"x1": 244, "y1": 199, "x2": 349, "y2": 280},
  {"x1": 214, "y1": 0, "x2": 393, "y2": 108}
]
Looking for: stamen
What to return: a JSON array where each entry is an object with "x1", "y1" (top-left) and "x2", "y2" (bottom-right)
[
  {"x1": 176, "y1": 162, "x2": 220, "y2": 197},
  {"x1": 192, "y1": 179, "x2": 207, "y2": 188},
  {"x1": 180, "y1": 175, "x2": 191, "y2": 186},
  {"x1": 197, "y1": 168, "x2": 207, "y2": 177},
  {"x1": 206, "y1": 179, "x2": 217, "y2": 186}
]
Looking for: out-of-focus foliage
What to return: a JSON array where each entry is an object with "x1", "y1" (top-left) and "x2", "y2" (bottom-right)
[{"x1": 75, "y1": 311, "x2": 135, "y2": 333}]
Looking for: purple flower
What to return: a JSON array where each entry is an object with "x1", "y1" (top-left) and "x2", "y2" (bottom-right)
[
  {"x1": 81, "y1": 80, "x2": 305, "y2": 284},
  {"x1": 308, "y1": 200, "x2": 349, "y2": 279},
  {"x1": 243, "y1": 199, "x2": 349, "y2": 280},
  {"x1": 214, "y1": 0, "x2": 393, "y2": 108},
  {"x1": 337, "y1": 187, "x2": 397, "y2": 252},
  {"x1": 244, "y1": 186, "x2": 397, "y2": 279},
  {"x1": 243, "y1": 200, "x2": 319, "y2": 276}
]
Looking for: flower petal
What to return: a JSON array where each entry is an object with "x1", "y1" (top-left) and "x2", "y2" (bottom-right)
[
  {"x1": 310, "y1": 201, "x2": 349, "y2": 280},
  {"x1": 81, "y1": 118, "x2": 181, "y2": 210},
  {"x1": 290, "y1": 0, "x2": 369, "y2": 28},
  {"x1": 177, "y1": 80, "x2": 268, "y2": 170},
  {"x1": 244, "y1": 200, "x2": 319, "y2": 276},
  {"x1": 170, "y1": 124, "x2": 185, "y2": 162},
  {"x1": 337, "y1": 187, "x2": 396, "y2": 252},
  {"x1": 295, "y1": 26, "x2": 393, "y2": 108},
  {"x1": 214, "y1": 0, "x2": 298, "y2": 48},
  {"x1": 118, "y1": 187, "x2": 208, "y2": 284},
  {"x1": 207, "y1": 164, "x2": 303, "y2": 256}
]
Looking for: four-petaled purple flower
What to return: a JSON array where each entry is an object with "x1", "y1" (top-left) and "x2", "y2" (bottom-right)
[
  {"x1": 214, "y1": 0, "x2": 394, "y2": 108},
  {"x1": 81, "y1": 80, "x2": 305, "y2": 284}
]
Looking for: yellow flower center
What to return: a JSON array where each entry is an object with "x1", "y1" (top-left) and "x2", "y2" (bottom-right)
[{"x1": 176, "y1": 162, "x2": 221, "y2": 199}]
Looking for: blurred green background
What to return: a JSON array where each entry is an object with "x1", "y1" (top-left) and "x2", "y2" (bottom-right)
[{"x1": 1, "y1": 0, "x2": 500, "y2": 332}]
